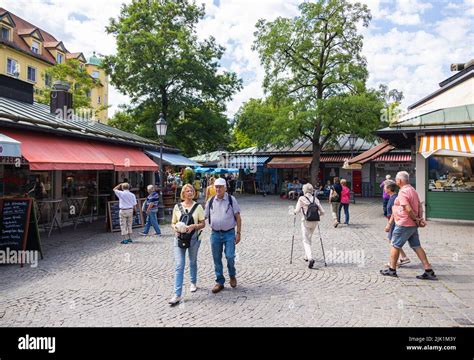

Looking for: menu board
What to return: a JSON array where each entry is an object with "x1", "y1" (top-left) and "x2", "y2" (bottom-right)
[
  {"x1": 0, "y1": 198, "x2": 43, "y2": 264},
  {"x1": 107, "y1": 199, "x2": 144, "y2": 233}
]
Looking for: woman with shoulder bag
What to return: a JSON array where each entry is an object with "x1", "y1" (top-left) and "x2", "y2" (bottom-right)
[{"x1": 169, "y1": 184, "x2": 205, "y2": 305}]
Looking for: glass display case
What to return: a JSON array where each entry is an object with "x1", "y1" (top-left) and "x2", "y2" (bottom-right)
[{"x1": 428, "y1": 156, "x2": 474, "y2": 192}]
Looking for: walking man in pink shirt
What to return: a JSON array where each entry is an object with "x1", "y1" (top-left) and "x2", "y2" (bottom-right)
[{"x1": 380, "y1": 171, "x2": 437, "y2": 280}]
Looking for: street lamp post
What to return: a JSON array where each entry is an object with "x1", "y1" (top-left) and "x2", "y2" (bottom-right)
[
  {"x1": 348, "y1": 134, "x2": 357, "y2": 192},
  {"x1": 155, "y1": 113, "x2": 168, "y2": 214}
]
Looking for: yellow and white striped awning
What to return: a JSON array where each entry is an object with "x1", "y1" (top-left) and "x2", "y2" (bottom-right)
[{"x1": 419, "y1": 134, "x2": 474, "y2": 158}]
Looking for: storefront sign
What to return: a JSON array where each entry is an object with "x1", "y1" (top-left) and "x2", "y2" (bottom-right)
[{"x1": 0, "y1": 156, "x2": 28, "y2": 166}]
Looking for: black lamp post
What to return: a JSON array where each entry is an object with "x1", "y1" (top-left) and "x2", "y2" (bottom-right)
[
  {"x1": 155, "y1": 113, "x2": 168, "y2": 206},
  {"x1": 348, "y1": 134, "x2": 357, "y2": 191}
]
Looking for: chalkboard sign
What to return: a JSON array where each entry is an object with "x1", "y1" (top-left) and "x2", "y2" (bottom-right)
[
  {"x1": 0, "y1": 198, "x2": 43, "y2": 265},
  {"x1": 107, "y1": 199, "x2": 144, "y2": 233}
]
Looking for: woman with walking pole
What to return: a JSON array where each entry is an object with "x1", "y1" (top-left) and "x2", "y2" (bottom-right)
[{"x1": 293, "y1": 183, "x2": 325, "y2": 269}]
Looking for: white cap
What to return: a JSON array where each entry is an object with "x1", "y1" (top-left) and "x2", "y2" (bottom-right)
[
  {"x1": 215, "y1": 178, "x2": 227, "y2": 187},
  {"x1": 386, "y1": 175, "x2": 391, "y2": 180}
]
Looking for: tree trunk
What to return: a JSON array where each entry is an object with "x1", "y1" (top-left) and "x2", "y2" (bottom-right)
[{"x1": 311, "y1": 143, "x2": 321, "y2": 185}]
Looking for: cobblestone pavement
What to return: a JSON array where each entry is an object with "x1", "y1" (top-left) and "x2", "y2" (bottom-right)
[{"x1": 1, "y1": 195, "x2": 473, "y2": 327}]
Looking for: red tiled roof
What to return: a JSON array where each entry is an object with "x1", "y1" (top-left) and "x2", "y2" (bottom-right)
[{"x1": 0, "y1": 7, "x2": 69, "y2": 65}]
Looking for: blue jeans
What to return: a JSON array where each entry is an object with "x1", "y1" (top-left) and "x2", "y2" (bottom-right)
[
  {"x1": 383, "y1": 197, "x2": 389, "y2": 217},
  {"x1": 211, "y1": 229, "x2": 236, "y2": 285},
  {"x1": 338, "y1": 203, "x2": 349, "y2": 224},
  {"x1": 174, "y1": 236, "x2": 201, "y2": 297},
  {"x1": 143, "y1": 211, "x2": 161, "y2": 235}
]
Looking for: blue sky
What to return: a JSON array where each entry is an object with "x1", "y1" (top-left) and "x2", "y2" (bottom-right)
[{"x1": 2, "y1": 0, "x2": 473, "y2": 117}]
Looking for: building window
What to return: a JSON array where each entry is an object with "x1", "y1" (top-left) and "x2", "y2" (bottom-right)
[
  {"x1": 27, "y1": 66, "x2": 37, "y2": 82},
  {"x1": 6, "y1": 58, "x2": 19, "y2": 76},
  {"x1": 91, "y1": 70, "x2": 100, "y2": 79},
  {"x1": 31, "y1": 41, "x2": 40, "y2": 54},
  {"x1": 45, "y1": 74, "x2": 52, "y2": 87},
  {"x1": 1, "y1": 27, "x2": 10, "y2": 41},
  {"x1": 97, "y1": 95, "x2": 101, "y2": 104},
  {"x1": 56, "y1": 52, "x2": 63, "y2": 64}
]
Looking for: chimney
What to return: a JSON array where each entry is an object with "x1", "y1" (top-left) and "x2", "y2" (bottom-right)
[
  {"x1": 450, "y1": 59, "x2": 474, "y2": 72},
  {"x1": 50, "y1": 80, "x2": 73, "y2": 119},
  {"x1": 0, "y1": 74, "x2": 34, "y2": 103}
]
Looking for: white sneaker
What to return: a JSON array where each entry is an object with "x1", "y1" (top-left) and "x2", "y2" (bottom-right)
[
  {"x1": 168, "y1": 295, "x2": 182, "y2": 305},
  {"x1": 190, "y1": 283, "x2": 197, "y2": 293}
]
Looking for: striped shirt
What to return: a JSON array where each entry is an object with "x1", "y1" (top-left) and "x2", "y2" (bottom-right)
[{"x1": 145, "y1": 191, "x2": 160, "y2": 212}]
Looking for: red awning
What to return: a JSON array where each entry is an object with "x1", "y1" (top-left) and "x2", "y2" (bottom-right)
[
  {"x1": 91, "y1": 143, "x2": 158, "y2": 171},
  {"x1": 2, "y1": 129, "x2": 115, "y2": 170},
  {"x1": 320, "y1": 155, "x2": 348, "y2": 163},
  {"x1": 373, "y1": 154, "x2": 411, "y2": 162},
  {"x1": 266, "y1": 156, "x2": 312, "y2": 168},
  {"x1": 347, "y1": 140, "x2": 395, "y2": 165}
]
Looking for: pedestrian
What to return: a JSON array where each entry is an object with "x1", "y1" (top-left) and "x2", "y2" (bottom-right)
[
  {"x1": 168, "y1": 184, "x2": 206, "y2": 305},
  {"x1": 139, "y1": 185, "x2": 161, "y2": 236},
  {"x1": 205, "y1": 176, "x2": 216, "y2": 202},
  {"x1": 205, "y1": 177, "x2": 242, "y2": 293},
  {"x1": 113, "y1": 182, "x2": 137, "y2": 244},
  {"x1": 329, "y1": 177, "x2": 342, "y2": 227},
  {"x1": 28, "y1": 175, "x2": 47, "y2": 200},
  {"x1": 228, "y1": 174, "x2": 236, "y2": 196},
  {"x1": 380, "y1": 171, "x2": 436, "y2": 280},
  {"x1": 383, "y1": 180, "x2": 410, "y2": 267},
  {"x1": 338, "y1": 179, "x2": 350, "y2": 225},
  {"x1": 380, "y1": 174, "x2": 391, "y2": 217},
  {"x1": 294, "y1": 183, "x2": 325, "y2": 269}
]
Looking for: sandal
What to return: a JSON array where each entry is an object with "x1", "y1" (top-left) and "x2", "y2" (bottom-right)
[
  {"x1": 398, "y1": 258, "x2": 411, "y2": 267},
  {"x1": 416, "y1": 271, "x2": 437, "y2": 280}
]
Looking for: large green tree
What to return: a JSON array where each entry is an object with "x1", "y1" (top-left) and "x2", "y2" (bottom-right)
[
  {"x1": 103, "y1": 0, "x2": 242, "y2": 155},
  {"x1": 252, "y1": 0, "x2": 381, "y2": 183}
]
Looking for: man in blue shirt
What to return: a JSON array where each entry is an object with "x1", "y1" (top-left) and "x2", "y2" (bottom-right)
[{"x1": 140, "y1": 185, "x2": 161, "y2": 236}]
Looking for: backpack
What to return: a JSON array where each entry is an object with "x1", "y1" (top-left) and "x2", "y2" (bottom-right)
[
  {"x1": 302, "y1": 194, "x2": 320, "y2": 222},
  {"x1": 208, "y1": 195, "x2": 234, "y2": 226},
  {"x1": 177, "y1": 202, "x2": 199, "y2": 249}
]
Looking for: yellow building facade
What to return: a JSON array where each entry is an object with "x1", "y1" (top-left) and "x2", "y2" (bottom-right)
[{"x1": 0, "y1": 8, "x2": 109, "y2": 123}]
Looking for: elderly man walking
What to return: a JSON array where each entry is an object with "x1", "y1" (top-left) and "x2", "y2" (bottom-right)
[
  {"x1": 113, "y1": 182, "x2": 137, "y2": 244},
  {"x1": 380, "y1": 171, "x2": 436, "y2": 280},
  {"x1": 139, "y1": 185, "x2": 161, "y2": 236},
  {"x1": 205, "y1": 177, "x2": 242, "y2": 293}
]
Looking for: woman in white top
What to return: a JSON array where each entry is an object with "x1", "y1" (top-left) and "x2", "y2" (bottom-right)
[
  {"x1": 294, "y1": 183, "x2": 325, "y2": 269},
  {"x1": 169, "y1": 184, "x2": 206, "y2": 305}
]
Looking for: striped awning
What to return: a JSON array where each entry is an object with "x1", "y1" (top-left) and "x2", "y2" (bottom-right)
[{"x1": 419, "y1": 134, "x2": 474, "y2": 158}]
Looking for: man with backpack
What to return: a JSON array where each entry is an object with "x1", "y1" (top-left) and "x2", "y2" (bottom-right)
[
  {"x1": 205, "y1": 177, "x2": 242, "y2": 294},
  {"x1": 294, "y1": 183, "x2": 325, "y2": 269}
]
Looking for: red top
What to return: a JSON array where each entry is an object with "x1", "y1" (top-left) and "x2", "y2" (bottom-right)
[{"x1": 340, "y1": 186, "x2": 351, "y2": 204}]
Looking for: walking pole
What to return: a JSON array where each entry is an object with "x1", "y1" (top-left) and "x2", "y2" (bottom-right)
[
  {"x1": 318, "y1": 223, "x2": 327, "y2": 267},
  {"x1": 290, "y1": 214, "x2": 296, "y2": 264}
]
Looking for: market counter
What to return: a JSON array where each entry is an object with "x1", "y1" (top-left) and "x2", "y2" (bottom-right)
[{"x1": 426, "y1": 191, "x2": 474, "y2": 220}]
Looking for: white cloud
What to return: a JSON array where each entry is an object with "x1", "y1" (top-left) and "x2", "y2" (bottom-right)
[{"x1": 2, "y1": 0, "x2": 473, "y2": 120}]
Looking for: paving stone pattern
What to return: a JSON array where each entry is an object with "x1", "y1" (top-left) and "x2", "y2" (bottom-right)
[{"x1": 1, "y1": 196, "x2": 473, "y2": 327}]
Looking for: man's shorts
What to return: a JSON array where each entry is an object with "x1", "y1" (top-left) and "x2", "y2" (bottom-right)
[{"x1": 391, "y1": 225, "x2": 421, "y2": 249}]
